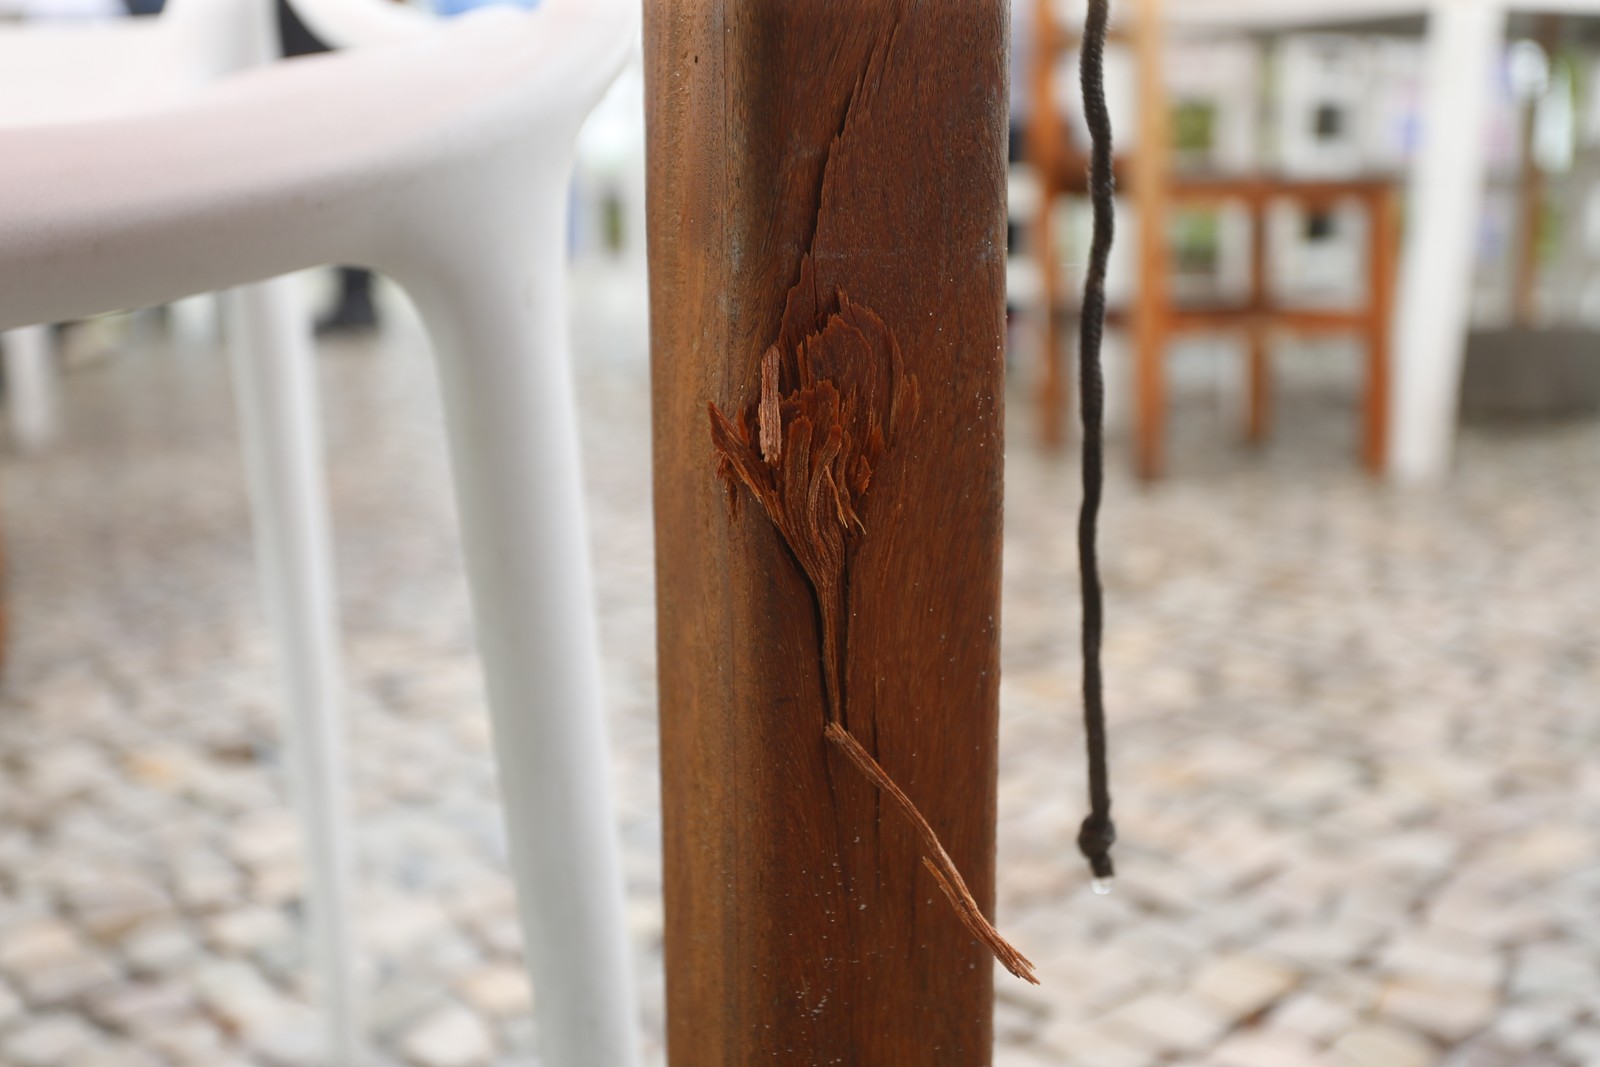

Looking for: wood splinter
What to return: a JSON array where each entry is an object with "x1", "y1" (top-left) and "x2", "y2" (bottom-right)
[{"x1": 710, "y1": 258, "x2": 1037, "y2": 985}]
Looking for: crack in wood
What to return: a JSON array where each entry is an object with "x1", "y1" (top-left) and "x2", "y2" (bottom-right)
[{"x1": 709, "y1": 252, "x2": 1036, "y2": 985}]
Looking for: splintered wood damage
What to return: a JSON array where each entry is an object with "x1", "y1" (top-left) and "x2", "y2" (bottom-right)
[{"x1": 709, "y1": 253, "x2": 1036, "y2": 985}]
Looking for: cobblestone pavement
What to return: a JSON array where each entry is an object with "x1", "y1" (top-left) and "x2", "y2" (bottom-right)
[{"x1": 1, "y1": 311, "x2": 1597, "y2": 1067}]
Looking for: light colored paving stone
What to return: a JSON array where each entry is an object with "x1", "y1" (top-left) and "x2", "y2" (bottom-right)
[
  {"x1": 1038, "y1": 1018, "x2": 1161, "y2": 1067},
  {"x1": 147, "y1": 1018, "x2": 231, "y2": 1067},
  {"x1": 1190, "y1": 953, "x2": 1300, "y2": 1020},
  {"x1": 1437, "y1": 1035, "x2": 1560, "y2": 1067},
  {"x1": 1509, "y1": 943, "x2": 1600, "y2": 999},
  {"x1": 1378, "y1": 979, "x2": 1498, "y2": 1043},
  {"x1": 1428, "y1": 887, "x2": 1551, "y2": 945},
  {"x1": 193, "y1": 960, "x2": 298, "y2": 1039},
  {"x1": 0, "y1": 918, "x2": 87, "y2": 977},
  {"x1": 369, "y1": 974, "x2": 454, "y2": 1043},
  {"x1": 0, "y1": 981, "x2": 21, "y2": 1029},
  {"x1": 1562, "y1": 1028, "x2": 1600, "y2": 1064},
  {"x1": 17, "y1": 952, "x2": 120, "y2": 1007},
  {"x1": 1494, "y1": 998, "x2": 1587, "y2": 1050},
  {"x1": 121, "y1": 919, "x2": 202, "y2": 974},
  {"x1": 75, "y1": 1040, "x2": 166, "y2": 1067},
  {"x1": 1561, "y1": 1031, "x2": 1600, "y2": 1067},
  {"x1": 995, "y1": 995, "x2": 1044, "y2": 1045},
  {"x1": 248, "y1": 1008, "x2": 324, "y2": 1067},
  {"x1": 1120, "y1": 922, "x2": 1209, "y2": 971},
  {"x1": 1480, "y1": 825, "x2": 1596, "y2": 879},
  {"x1": 1330, "y1": 1023, "x2": 1440, "y2": 1067},
  {"x1": 1209, "y1": 1028, "x2": 1328, "y2": 1067},
  {"x1": 207, "y1": 906, "x2": 293, "y2": 956},
  {"x1": 3, "y1": 313, "x2": 1599, "y2": 1065},
  {"x1": 0, "y1": 1012, "x2": 99, "y2": 1067},
  {"x1": 172, "y1": 860, "x2": 247, "y2": 912},
  {"x1": 251, "y1": 863, "x2": 306, "y2": 906},
  {"x1": 400, "y1": 1003, "x2": 496, "y2": 1067},
  {"x1": 1028, "y1": 942, "x2": 1158, "y2": 1015},
  {"x1": 1102, "y1": 992, "x2": 1231, "y2": 1056},
  {"x1": 1271, "y1": 992, "x2": 1357, "y2": 1043},
  {"x1": 1256, "y1": 921, "x2": 1379, "y2": 970},
  {"x1": 993, "y1": 1046, "x2": 1062, "y2": 1067},
  {"x1": 365, "y1": 895, "x2": 455, "y2": 956},
  {"x1": 84, "y1": 979, "x2": 198, "y2": 1034},
  {"x1": 124, "y1": 744, "x2": 205, "y2": 792},
  {"x1": 1378, "y1": 929, "x2": 1503, "y2": 990},
  {"x1": 228, "y1": 812, "x2": 302, "y2": 873},
  {"x1": 457, "y1": 963, "x2": 533, "y2": 1020}
]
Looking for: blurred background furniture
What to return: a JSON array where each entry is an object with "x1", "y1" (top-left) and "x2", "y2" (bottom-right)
[
  {"x1": 0, "y1": 0, "x2": 261, "y2": 452},
  {"x1": 0, "y1": 1, "x2": 639, "y2": 1063},
  {"x1": 1458, "y1": 6, "x2": 1600, "y2": 422},
  {"x1": 1029, "y1": 0, "x2": 1404, "y2": 479},
  {"x1": 1024, "y1": 0, "x2": 1600, "y2": 482},
  {"x1": 0, "y1": 3, "x2": 361, "y2": 1061}
]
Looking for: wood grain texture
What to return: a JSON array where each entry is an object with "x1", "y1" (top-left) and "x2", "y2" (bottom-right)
[{"x1": 644, "y1": 1, "x2": 1011, "y2": 1062}]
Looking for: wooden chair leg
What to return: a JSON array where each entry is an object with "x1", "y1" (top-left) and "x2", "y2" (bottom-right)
[
  {"x1": 1031, "y1": 0, "x2": 1068, "y2": 449},
  {"x1": 1133, "y1": 0, "x2": 1169, "y2": 481},
  {"x1": 1245, "y1": 190, "x2": 1269, "y2": 447},
  {"x1": 1246, "y1": 331, "x2": 1271, "y2": 445},
  {"x1": 1135, "y1": 314, "x2": 1166, "y2": 479},
  {"x1": 1036, "y1": 189, "x2": 1068, "y2": 449},
  {"x1": 1365, "y1": 186, "x2": 1400, "y2": 475}
]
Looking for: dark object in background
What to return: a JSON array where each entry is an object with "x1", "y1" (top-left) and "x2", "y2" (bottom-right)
[
  {"x1": 124, "y1": 3, "x2": 333, "y2": 102},
  {"x1": 1460, "y1": 327, "x2": 1600, "y2": 420},
  {"x1": 316, "y1": 268, "x2": 378, "y2": 335},
  {"x1": 129, "y1": 1, "x2": 375, "y2": 332},
  {"x1": 278, "y1": 0, "x2": 332, "y2": 56},
  {"x1": 278, "y1": 0, "x2": 379, "y2": 335}
]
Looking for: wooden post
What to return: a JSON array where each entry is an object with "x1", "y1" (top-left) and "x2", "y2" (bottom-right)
[
  {"x1": 645, "y1": 2, "x2": 1011, "y2": 1063},
  {"x1": 1131, "y1": 0, "x2": 1170, "y2": 480}
]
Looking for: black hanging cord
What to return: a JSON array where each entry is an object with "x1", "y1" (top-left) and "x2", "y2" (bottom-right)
[{"x1": 1075, "y1": 0, "x2": 1117, "y2": 883}]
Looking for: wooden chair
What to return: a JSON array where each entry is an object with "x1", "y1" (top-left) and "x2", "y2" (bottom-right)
[
  {"x1": 1134, "y1": 176, "x2": 1400, "y2": 478},
  {"x1": 1031, "y1": 0, "x2": 1402, "y2": 479}
]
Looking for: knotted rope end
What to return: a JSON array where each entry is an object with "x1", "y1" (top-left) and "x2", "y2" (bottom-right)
[{"x1": 1077, "y1": 813, "x2": 1117, "y2": 882}]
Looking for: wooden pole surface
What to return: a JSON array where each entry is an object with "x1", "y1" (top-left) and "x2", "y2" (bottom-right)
[{"x1": 644, "y1": 1, "x2": 1012, "y2": 1062}]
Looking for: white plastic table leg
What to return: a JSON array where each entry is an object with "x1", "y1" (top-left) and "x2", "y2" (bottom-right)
[
  {"x1": 223, "y1": 278, "x2": 362, "y2": 1067},
  {"x1": 400, "y1": 182, "x2": 640, "y2": 1067},
  {"x1": 1391, "y1": 0, "x2": 1505, "y2": 482},
  {"x1": 3, "y1": 324, "x2": 58, "y2": 451}
]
